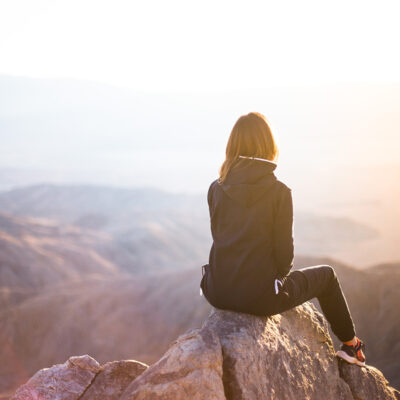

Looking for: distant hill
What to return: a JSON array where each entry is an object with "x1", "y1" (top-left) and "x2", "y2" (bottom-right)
[
  {"x1": 0, "y1": 183, "x2": 398, "y2": 394},
  {"x1": 0, "y1": 212, "x2": 121, "y2": 305},
  {"x1": 0, "y1": 184, "x2": 212, "y2": 275},
  {"x1": 0, "y1": 269, "x2": 210, "y2": 395},
  {"x1": 0, "y1": 183, "x2": 378, "y2": 265}
]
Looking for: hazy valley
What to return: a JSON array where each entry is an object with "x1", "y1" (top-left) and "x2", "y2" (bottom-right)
[{"x1": 0, "y1": 183, "x2": 399, "y2": 398}]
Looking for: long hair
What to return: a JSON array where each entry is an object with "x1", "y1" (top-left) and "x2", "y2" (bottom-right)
[{"x1": 218, "y1": 112, "x2": 279, "y2": 184}]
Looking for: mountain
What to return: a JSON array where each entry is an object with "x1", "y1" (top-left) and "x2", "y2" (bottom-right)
[
  {"x1": 0, "y1": 268, "x2": 210, "y2": 396},
  {"x1": 0, "y1": 183, "x2": 378, "y2": 266},
  {"x1": 0, "y1": 184, "x2": 211, "y2": 274},
  {"x1": 0, "y1": 211, "x2": 125, "y2": 312},
  {"x1": 0, "y1": 184, "x2": 398, "y2": 395}
]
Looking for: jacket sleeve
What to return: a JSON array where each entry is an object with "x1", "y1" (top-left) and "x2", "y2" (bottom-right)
[{"x1": 273, "y1": 186, "x2": 294, "y2": 278}]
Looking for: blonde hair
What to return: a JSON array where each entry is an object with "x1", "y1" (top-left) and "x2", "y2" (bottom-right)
[{"x1": 218, "y1": 112, "x2": 279, "y2": 184}]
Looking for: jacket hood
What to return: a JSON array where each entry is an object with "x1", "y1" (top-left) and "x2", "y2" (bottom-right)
[{"x1": 220, "y1": 157, "x2": 278, "y2": 208}]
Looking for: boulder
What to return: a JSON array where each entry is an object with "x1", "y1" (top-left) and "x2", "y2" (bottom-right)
[
  {"x1": 206, "y1": 302, "x2": 353, "y2": 400},
  {"x1": 123, "y1": 302, "x2": 399, "y2": 400},
  {"x1": 339, "y1": 360, "x2": 400, "y2": 400},
  {"x1": 11, "y1": 355, "x2": 148, "y2": 400},
  {"x1": 81, "y1": 360, "x2": 148, "y2": 400},
  {"x1": 11, "y1": 355, "x2": 101, "y2": 400},
  {"x1": 120, "y1": 326, "x2": 225, "y2": 400}
]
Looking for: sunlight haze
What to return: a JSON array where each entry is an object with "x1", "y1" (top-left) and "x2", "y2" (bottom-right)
[
  {"x1": 0, "y1": 1, "x2": 399, "y2": 267},
  {"x1": 1, "y1": 0, "x2": 400, "y2": 91}
]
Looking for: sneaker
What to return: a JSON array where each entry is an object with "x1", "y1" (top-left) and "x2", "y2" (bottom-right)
[{"x1": 336, "y1": 337, "x2": 366, "y2": 367}]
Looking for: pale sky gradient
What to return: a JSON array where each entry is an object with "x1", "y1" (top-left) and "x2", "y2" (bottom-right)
[
  {"x1": 1, "y1": 0, "x2": 400, "y2": 91},
  {"x1": 1, "y1": 1, "x2": 400, "y2": 267}
]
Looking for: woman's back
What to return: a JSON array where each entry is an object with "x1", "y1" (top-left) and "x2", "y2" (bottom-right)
[{"x1": 201, "y1": 156, "x2": 294, "y2": 315}]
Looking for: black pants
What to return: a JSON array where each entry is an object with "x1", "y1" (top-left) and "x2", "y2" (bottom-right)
[{"x1": 275, "y1": 265, "x2": 356, "y2": 342}]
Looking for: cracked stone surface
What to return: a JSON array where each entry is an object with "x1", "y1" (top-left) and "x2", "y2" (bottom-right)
[
  {"x1": 120, "y1": 326, "x2": 226, "y2": 400},
  {"x1": 11, "y1": 355, "x2": 101, "y2": 400},
  {"x1": 207, "y1": 303, "x2": 353, "y2": 400},
  {"x1": 81, "y1": 360, "x2": 148, "y2": 400},
  {"x1": 338, "y1": 360, "x2": 400, "y2": 400}
]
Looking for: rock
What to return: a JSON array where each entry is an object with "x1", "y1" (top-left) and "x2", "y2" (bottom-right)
[
  {"x1": 80, "y1": 360, "x2": 148, "y2": 400},
  {"x1": 120, "y1": 327, "x2": 226, "y2": 400},
  {"x1": 10, "y1": 355, "x2": 148, "y2": 400},
  {"x1": 10, "y1": 302, "x2": 399, "y2": 400},
  {"x1": 121, "y1": 302, "x2": 398, "y2": 400},
  {"x1": 339, "y1": 360, "x2": 400, "y2": 400},
  {"x1": 206, "y1": 302, "x2": 353, "y2": 400},
  {"x1": 11, "y1": 355, "x2": 101, "y2": 400}
]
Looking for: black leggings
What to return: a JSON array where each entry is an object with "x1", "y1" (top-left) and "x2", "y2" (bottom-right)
[{"x1": 275, "y1": 265, "x2": 356, "y2": 343}]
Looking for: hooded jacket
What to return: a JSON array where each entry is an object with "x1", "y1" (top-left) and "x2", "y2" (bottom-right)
[{"x1": 200, "y1": 156, "x2": 294, "y2": 315}]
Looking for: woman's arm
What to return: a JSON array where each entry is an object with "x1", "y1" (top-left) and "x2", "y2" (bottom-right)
[{"x1": 273, "y1": 186, "x2": 294, "y2": 278}]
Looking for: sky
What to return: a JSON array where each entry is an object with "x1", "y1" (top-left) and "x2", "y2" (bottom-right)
[
  {"x1": 0, "y1": 0, "x2": 400, "y2": 266},
  {"x1": 1, "y1": 0, "x2": 400, "y2": 92}
]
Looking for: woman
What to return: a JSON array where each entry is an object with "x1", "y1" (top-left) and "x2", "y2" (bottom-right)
[{"x1": 200, "y1": 112, "x2": 366, "y2": 367}]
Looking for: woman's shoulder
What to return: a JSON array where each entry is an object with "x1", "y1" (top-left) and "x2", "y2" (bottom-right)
[
  {"x1": 275, "y1": 179, "x2": 292, "y2": 193},
  {"x1": 207, "y1": 179, "x2": 219, "y2": 206},
  {"x1": 273, "y1": 180, "x2": 292, "y2": 205},
  {"x1": 207, "y1": 178, "x2": 219, "y2": 195},
  {"x1": 209, "y1": 178, "x2": 219, "y2": 188}
]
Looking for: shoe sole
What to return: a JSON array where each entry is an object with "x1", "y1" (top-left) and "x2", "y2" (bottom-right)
[{"x1": 336, "y1": 350, "x2": 366, "y2": 367}]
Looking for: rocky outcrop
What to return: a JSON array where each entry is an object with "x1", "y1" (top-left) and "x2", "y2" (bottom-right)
[
  {"x1": 120, "y1": 324, "x2": 225, "y2": 400},
  {"x1": 11, "y1": 355, "x2": 101, "y2": 400},
  {"x1": 339, "y1": 361, "x2": 400, "y2": 400},
  {"x1": 80, "y1": 359, "x2": 148, "y2": 400},
  {"x1": 10, "y1": 302, "x2": 400, "y2": 400},
  {"x1": 206, "y1": 303, "x2": 351, "y2": 400},
  {"x1": 11, "y1": 355, "x2": 148, "y2": 400}
]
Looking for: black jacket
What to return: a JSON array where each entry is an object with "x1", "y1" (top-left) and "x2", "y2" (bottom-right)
[{"x1": 200, "y1": 157, "x2": 294, "y2": 315}]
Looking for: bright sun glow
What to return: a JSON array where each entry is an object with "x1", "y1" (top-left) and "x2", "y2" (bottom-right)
[{"x1": 1, "y1": 0, "x2": 400, "y2": 91}]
